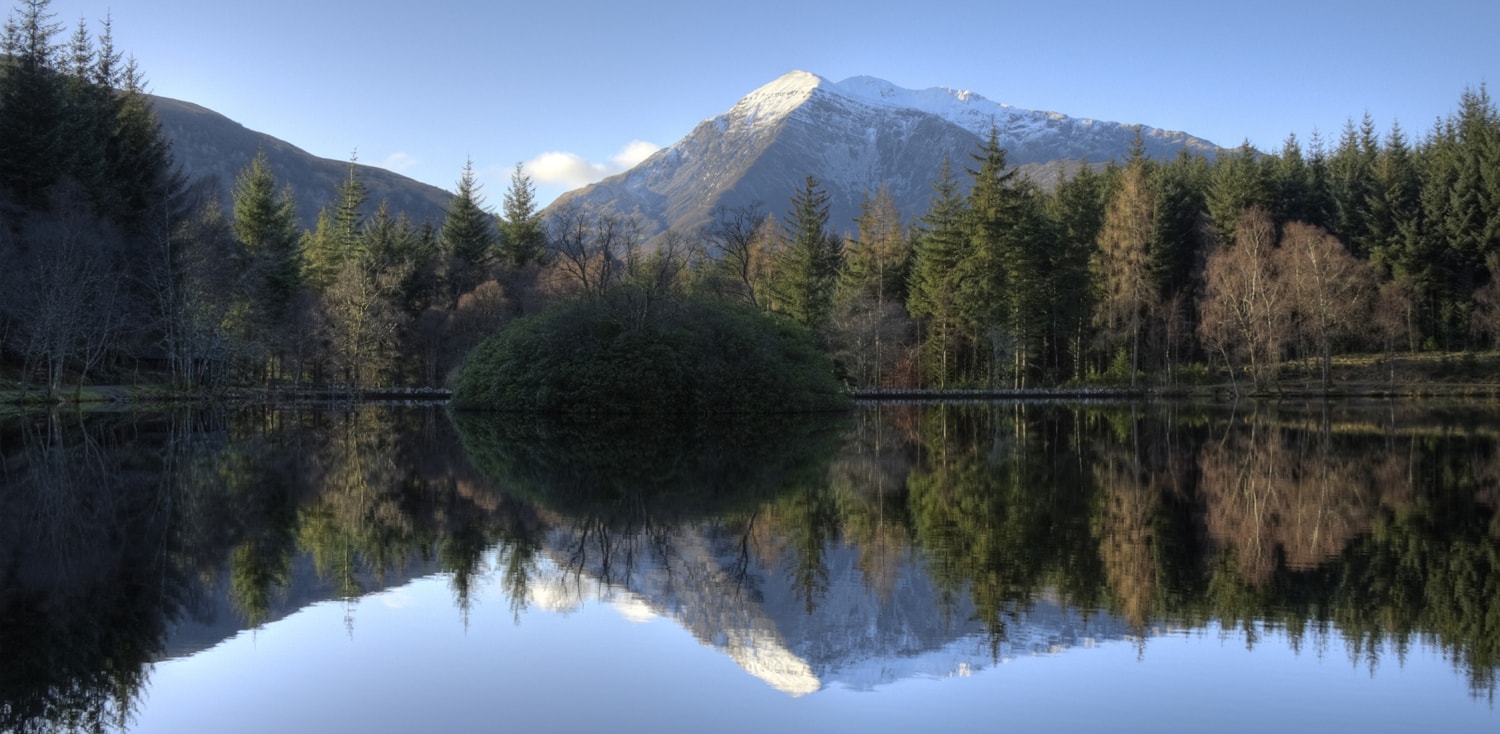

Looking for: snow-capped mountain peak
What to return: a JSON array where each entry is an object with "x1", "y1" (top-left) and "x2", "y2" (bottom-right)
[{"x1": 548, "y1": 70, "x2": 1225, "y2": 241}]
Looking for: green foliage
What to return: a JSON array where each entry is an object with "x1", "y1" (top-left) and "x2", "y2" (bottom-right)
[
  {"x1": 232, "y1": 151, "x2": 302, "y2": 327},
  {"x1": 498, "y1": 162, "x2": 545, "y2": 267},
  {"x1": 451, "y1": 293, "x2": 849, "y2": 414},
  {"x1": 440, "y1": 158, "x2": 497, "y2": 271},
  {"x1": 769, "y1": 175, "x2": 843, "y2": 330},
  {"x1": 907, "y1": 156, "x2": 970, "y2": 386}
]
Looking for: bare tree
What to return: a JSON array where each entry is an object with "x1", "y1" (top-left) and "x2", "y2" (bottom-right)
[
  {"x1": 545, "y1": 205, "x2": 639, "y2": 298},
  {"x1": 698, "y1": 202, "x2": 770, "y2": 308},
  {"x1": 1279, "y1": 222, "x2": 1376, "y2": 389},
  {"x1": 320, "y1": 257, "x2": 413, "y2": 389},
  {"x1": 1198, "y1": 208, "x2": 1288, "y2": 390},
  {"x1": 5, "y1": 187, "x2": 122, "y2": 398}
]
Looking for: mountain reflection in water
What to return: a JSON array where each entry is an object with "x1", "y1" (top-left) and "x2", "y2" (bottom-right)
[{"x1": 1, "y1": 402, "x2": 1497, "y2": 732}]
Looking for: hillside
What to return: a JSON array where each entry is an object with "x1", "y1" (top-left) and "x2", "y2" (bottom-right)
[{"x1": 151, "y1": 95, "x2": 453, "y2": 229}]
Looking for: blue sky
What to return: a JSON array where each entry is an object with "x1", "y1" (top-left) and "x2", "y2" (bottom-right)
[{"x1": 32, "y1": 0, "x2": 1500, "y2": 207}]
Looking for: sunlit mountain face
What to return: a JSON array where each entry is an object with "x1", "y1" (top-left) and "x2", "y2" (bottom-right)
[
  {"x1": 3, "y1": 403, "x2": 1497, "y2": 732},
  {"x1": 547, "y1": 71, "x2": 1225, "y2": 242}
]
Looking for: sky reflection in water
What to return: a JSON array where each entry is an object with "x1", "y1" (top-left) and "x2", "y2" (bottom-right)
[
  {"x1": 2, "y1": 403, "x2": 1497, "y2": 733},
  {"x1": 135, "y1": 550, "x2": 1492, "y2": 734}
]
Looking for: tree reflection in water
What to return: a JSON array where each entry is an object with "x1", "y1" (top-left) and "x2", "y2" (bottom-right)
[{"x1": 3, "y1": 400, "x2": 1499, "y2": 732}]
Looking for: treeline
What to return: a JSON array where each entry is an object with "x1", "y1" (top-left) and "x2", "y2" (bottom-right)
[
  {"x1": 486, "y1": 86, "x2": 1500, "y2": 392},
  {"x1": 4, "y1": 0, "x2": 1498, "y2": 395},
  {"x1": 683, "y1": 91, "x2": 1500, "y2": 391},
  {"x1": 0, "y1": 1, "x2": 560, "y2": 395}
]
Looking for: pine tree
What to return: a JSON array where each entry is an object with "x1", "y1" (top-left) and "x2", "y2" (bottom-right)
[
  {"x1": 1366, "y1": 122, "x2": 1423, "y2": 278},
  {"x1": 1206, "y1": 141, "x2": 1269, "y2": 246},
  {"x1": 1326, "y1": 114, "x2": 1379, "y2": 251},
  {"x1": 908, "y1": 157, "x2": 969, "y2": 386},
  {"x1": 302, "y1": 157, "x2": 367, "y2": 291},
  {"x1": 106, "y1": 57, "x2": 181, "y2": 232},
  {"x1": 1150, "y1": 148, "x2": 1209, "y2": 301},
  {"x1": 962, "y1": 128, "x2": 1051, "y2": 387},
  {"x1": 1269, "y1": 132, "x2": 1312, "y2": 225},
  {"x1": 440, "y1": 158, "x2": 497, "y2": 299},
  {"x1": 232, "y1": 151, "x2": 302, "y2": 325},
  {"x1": 498, "y1": 162, "x2": 545, "y2": 267},
  {"x1": 1047, "y1": 162, "x2": 1110, "y2": 379},
  {"x1": 0, "y1": 0, "x2": 64, "y2": 210},
  {"x1": 769, "y1": 175, "x2": 841, "y2": 330}
]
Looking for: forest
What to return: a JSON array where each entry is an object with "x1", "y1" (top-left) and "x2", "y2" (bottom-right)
[{"x1": 3, "y1": 0, "x2": 1499, "y2": 398}]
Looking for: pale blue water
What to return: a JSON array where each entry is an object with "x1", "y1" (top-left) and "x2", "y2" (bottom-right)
[{"x1": 3, "y1": 403, "x2": 1496, "y2": 733}]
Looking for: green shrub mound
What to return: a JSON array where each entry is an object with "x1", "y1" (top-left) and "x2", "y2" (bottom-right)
[{"x1": 451, "y1": 297, "x2": 850, "y2": 413}]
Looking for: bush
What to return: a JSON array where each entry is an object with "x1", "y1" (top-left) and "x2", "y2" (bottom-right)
[{"x1": 451, "y1": 295, "x2": 850, "y2": 414}]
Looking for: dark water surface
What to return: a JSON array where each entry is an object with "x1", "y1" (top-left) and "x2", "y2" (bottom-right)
[{"x1": 2, "y1": 402, "x2": 1497, "y2": 733}]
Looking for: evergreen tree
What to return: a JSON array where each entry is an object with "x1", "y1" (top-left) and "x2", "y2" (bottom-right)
[
  {"x1": 1150, "y1": 148, "x2": 1209, "y2": 301},
  {"x1": 231, "y1": 151, "x2": 302, "y2": 326},
  {"x1": 498, "y1": 162, "x2": 545, "y2": 267},
  {"x1": 962, "y1": 128, "x2": 1052, "y2": 387},
  {"x1": 106, "y1": 57, "x2": 181, "y2": 233},
  {"x1": 441, "y1": 158, "x2": 496, "y2": 264},
  {"x1": 1206, "y1": 141, "x2": 1269, "y2": 246},
  {"x1": 769, "y1": 175, "x2": 842, "y2": 330},
  {"x1": 302, "y1": 157, "x2": 367, "y2": 290},
  {"x1": 1269, "y1": 132, "x2": 1312, "y2": 226},
  {"x1": 1326, "y1": 114, "x2": 1379, "y2": 252},
  {"x1": 907, "y1": 157, "x2": 970, "y2": 386},
  {"x1": 0, "y1": 0, "x2": 64, "y2": 210},
  {"x1": 1366, "y1": 122, "x2": 1424, "y2": 279},
  {"x1": 440, "y1": 158, "x2": 497, "y2": 297},
  {"x1": 1047, "y1": 162, "x2": 1110, "y2": 379}
]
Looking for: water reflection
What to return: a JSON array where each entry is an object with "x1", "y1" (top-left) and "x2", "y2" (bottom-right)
[{"x1": 2, "y1": 401, "x2": 1499, "y2": 731}]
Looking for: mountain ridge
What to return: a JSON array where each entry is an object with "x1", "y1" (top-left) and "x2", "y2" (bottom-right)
[
  {"x1": 548, "y1": 70, "x2": 1226, "y2": 239},
  {"x1": 150, "y1": 94, "x2": 454, "y2": 230}
]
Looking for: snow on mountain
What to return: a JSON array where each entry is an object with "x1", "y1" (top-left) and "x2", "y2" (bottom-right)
[
  {"x1": 547, "y1": 70, "x2": 1225, "y2": 242},
  {"x1": 527, "y1": 520, "x2": 1133, "y2": 696}
]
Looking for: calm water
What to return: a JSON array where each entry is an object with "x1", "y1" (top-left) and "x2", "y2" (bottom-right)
[{"x1": 2, "y1": 402, "x2": 1497, "y2": 733}]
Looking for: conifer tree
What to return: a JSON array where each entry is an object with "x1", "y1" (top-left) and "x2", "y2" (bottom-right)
[
  {"x1": 769, "y1": 175, "x2": 841, "y2": 330},
  {"x1": 1047, "y1": 162, "x2": 1110, "y2": 378},
  {"x1": 908, "y1": 157, "x2": 969, "y2": 386},
  {"x1": 1326, "y1": 115, "x2": 1379, "y2": 251},
  {"x1": 440, "y1": 158, "x2": 497, "y2": 299},
  {"x1": 962, "y1": 128, "x2": 1052, "y2": 387},
  {"x1": 441, "y1": 158, "x2": 497, "y2": 266},
  {"x1": 1094, "y1": 156, "x2": 1157, "y2": 386},
  {"x1": 1206, "y1": 141, "x2": 1269, "y2": 246},
  {"x1": 302, "y1": 157, "x2": 367, "y2": 290},
  {"x1": 232, "y1": 151, "x2": 302, "y2": 325},
  {"x1": 499, "y1": 162, "x2": 546, "y2": 267},
  {"x1": 0, "y1": 0, "x2": 64, "y2": 210},
  {"x1": 1150, "y1": 148, "x2": 1209, "y2": 301},
  {"x1": 1366, "y1": 122, "x2": 1424, "y2": 279}
]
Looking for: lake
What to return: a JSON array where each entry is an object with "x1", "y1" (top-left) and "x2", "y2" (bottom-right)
[{"x1": 2, "y1": 401, "x2": 1497, "y2": 733}]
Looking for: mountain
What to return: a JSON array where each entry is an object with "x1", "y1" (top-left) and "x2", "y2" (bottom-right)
[
  {"x1": 547, "y1": 70, "x2": 1225, "y2": 240},
  {"x1": 527, "y1": 520, "x2": 1133, "y2": 695},
  {"x1": 150, "y1": 95, "x2": 453, "y2": 230}
]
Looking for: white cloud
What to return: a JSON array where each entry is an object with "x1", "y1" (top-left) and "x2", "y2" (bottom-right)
[
  {"x1": 524, "y1": 140, "x2": 661, "y2": 190},
  {"x1": 378, "y1": 152, "x2": 419, "y2": 173},
  {"x1": 525, "y1": 151, "x2": 606, "y2": 188},
  {"x1": 610, "y1": 140, "x2": 660, "y2": 169}
]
